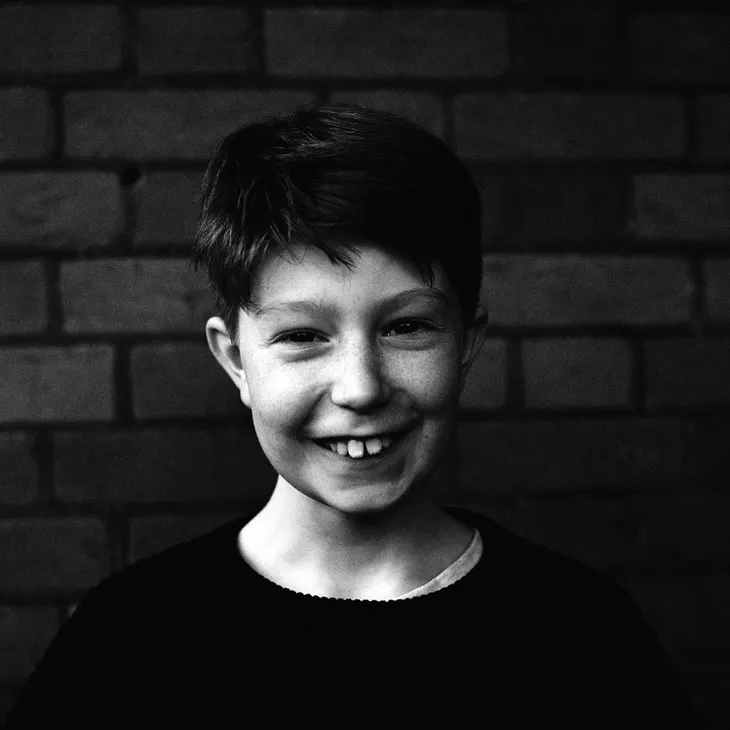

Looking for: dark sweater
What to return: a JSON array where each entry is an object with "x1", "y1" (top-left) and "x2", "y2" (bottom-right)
[{"x1": 6, "y1": 507, "x2": 702, "y2": 729}]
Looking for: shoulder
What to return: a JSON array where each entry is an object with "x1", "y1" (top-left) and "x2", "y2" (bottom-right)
[
  {"x1": 448, "y1": 506, "x2": 642, "y2": 624},
  {"x1": 76, "y1": 513, "x2": 253, "y2": 623},
  {"x1": 446, "y1": 508, "x2": 707, "y2": 723},
  {"x1": 5, "y1": 513, "x2": 256, "y2": 728}
]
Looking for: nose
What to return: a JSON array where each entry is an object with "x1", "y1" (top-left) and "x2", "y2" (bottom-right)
[{"x1": 329, "y1": 339, "x2": 391, "y2": 410}]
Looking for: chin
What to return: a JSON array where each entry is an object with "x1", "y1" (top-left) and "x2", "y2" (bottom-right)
[
  {"x1": 282, "y1": 477, "x2": 398, "y2": 515},
  {"x1": 312, "y1": 481, "x2": 424, "y2": 519}
]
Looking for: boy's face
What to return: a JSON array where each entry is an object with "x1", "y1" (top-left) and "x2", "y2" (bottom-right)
[{"x1": 207, "y1": 243, "x2": 486, "y2": 516}]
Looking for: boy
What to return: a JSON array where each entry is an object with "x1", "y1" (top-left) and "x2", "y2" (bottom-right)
[{"x1": 7, "y1": 105, "x2": 701, "y2": 728}]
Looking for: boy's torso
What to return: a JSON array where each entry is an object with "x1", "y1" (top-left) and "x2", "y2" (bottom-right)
[{"x1": 9, "y1": 508, "x2": 700, "y2": 729}]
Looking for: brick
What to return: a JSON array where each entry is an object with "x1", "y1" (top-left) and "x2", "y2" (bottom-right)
[
  {"x1": 0, "y1": 5, "x2": 120, "y2": 73},
  {"x1": 470, "y1": 169, "x2": 505, "y2": 246},
  {"x1": 65, "y1": 90, "x2": 315, "y2": 160},
  {"x1": 0, "y1": 346, "x2": 114, "y2": 424},
  {"x1": 632, "y1": 494, "x2": 730, "y2": 568},
  {"x1": 632, "y1": 174, "x2": 730, "y2": 241},
  {"x1": 458, "y1": 338, "x2": 507, "y2": 410},
  {"x1": 513, "y1": 170, "x2": 625, "y2": 242},
  {"x1": 0, "y1": 261, "x2": 47, "y2": 335},
  {"x1": 60, "y1": 259, "x2": 214, "y2": 334},
  {"x1": 514, "y1": 8, "x2": 624, "y2": 81},
  {"x1": 454, "y1": 93, "x2": 684, "y2": 160},
  {"x1": 697, "y1": 95, "x2": 730, "y2": 161},
  {"x1": 0, "y1": 605, "x2": 58, "y2": 681},
  {"x1": 523, "y1": 337, "x2": 632, "y2": 409},
  {"x1": 508, "y1": 496, "x2": 638, "y2": 570},
  {"x1": 0, "y1": 172, "x2": 123, "y2": 250},
  {"x1": 645, "y1": 338, "x2": 730, "y2": 409},
  {"x1": 54, "y1": 428, "x2": 275, "y2": 504},
  {"x1": 0, "y1": 88, "x2": 52, "y2": 160},
  {"x1": 0, "y1": 518, "x2": 109, "y2": 592},
  {"x1": 129, "y1": 513, "x2": 240, "y2": 563},
  {"x1": 327, "y1": 90, "x2": 445, "y2": 138},
  {"x1": 130, "y1": 342, "x2": 244, "y2": 419},
  {"x1": 137, "y1": 7, "x2": 255, "y2": 74},
  {"x1": 458, "y1": 418, "x2": 687, "y2": 495},
  {"x1": 633, "y1": 14, "x2": 730, "y2": 85},
  {"x1": 135, "y1": 171, "x2": 202, "y2": 246},
  {"x1": 622, "y1": 573, "x2": 730, "y2": 656},
  {"x1": 0, "y1": 432, "x2": 38, "y2": 506},
  {"x1": 266, "y1": 9, "x2": 507, "y2": 79},
  {"x1": 481, "y1": 255, "x2": 691, "y2": 326},
  {"x1": 692, "y1": 418, "x2": 730, "y2": 487}
]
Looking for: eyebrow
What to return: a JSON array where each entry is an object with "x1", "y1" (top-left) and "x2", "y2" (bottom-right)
[{"x1": 253, "y1": 289, "x2": 452, "y2": 318}]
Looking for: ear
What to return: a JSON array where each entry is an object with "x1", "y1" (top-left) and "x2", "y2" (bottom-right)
[
  {"x1": 205, "y1": 316, "x2": 251, "y2": 408},
  {"x1": 459, "y1": 305, "x2": 488, "y2": 390}
]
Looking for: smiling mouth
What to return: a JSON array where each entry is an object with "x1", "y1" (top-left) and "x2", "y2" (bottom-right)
[{"x1": 313, "y1": 432, "x2": 407, "y2": 459}]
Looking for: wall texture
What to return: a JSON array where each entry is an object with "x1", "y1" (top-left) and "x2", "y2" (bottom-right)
[{"x1": 0, "y1": 2, "x2": 728, "y2": 726}]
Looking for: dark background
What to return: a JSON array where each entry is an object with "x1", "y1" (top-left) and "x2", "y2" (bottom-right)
[{"x1": 0, "y1": 1, "x2": 728, "y2": 726}]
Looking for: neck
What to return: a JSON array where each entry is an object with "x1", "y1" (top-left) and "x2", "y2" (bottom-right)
[{"x1": 238, "y1": 478, "x2": 472, "y2": 600}]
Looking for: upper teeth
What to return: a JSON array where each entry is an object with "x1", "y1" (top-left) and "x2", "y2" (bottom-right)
[{"x1": 325, "y1": 436, "x2": 394, "y2": 458}]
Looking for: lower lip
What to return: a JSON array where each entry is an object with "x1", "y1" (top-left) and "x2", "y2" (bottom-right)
[{"x1": 311, "y1": 432, "x2": 410, "y2": 466}]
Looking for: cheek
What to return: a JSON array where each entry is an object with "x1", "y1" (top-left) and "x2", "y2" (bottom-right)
[
  {"x1": 248, "y1": 364, "x2": 314, "y2": 432},
  {"x1": 395, "y1": 350, "x2": 462, "y2": 409}
]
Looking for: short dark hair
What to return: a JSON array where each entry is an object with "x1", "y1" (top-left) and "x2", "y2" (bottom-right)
[{"x1": 192, "y1": 103, "x2": 483, "y2": 339}]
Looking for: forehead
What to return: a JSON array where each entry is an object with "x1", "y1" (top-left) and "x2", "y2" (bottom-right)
[{"x1": 250, "y1": 244, "x2": 455, "y2": 312}]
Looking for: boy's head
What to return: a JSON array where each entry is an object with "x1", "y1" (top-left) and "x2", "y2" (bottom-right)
[
  {"x1": 194, "y1": 104, "x2": 488, "y2": 515},
  {"x1": 193, "y1": 103, "x2": 484, "y2": 342}
]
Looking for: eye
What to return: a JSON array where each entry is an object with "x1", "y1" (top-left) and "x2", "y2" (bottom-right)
[
  {"x1": 274, "y1": 330, "x2": 324, "y2": 346},
  {"x1": 385, "y1": 319, "x2": 434, "y2": 337}
]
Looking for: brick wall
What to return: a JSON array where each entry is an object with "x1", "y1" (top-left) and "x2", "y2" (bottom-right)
[{"x1": 0, "y1": 2, "x2": 728, "y2": 726}]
